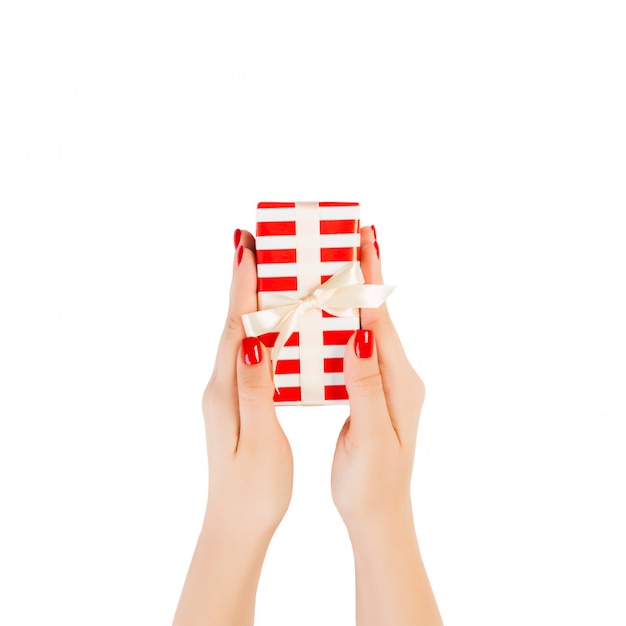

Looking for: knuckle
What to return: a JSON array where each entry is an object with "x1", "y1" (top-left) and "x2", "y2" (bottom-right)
[
  {"x1": 369, "y1": 305, "x2": 393, "y2": 330},
  {"x1": 377, "y1": 305, "x2": 393, "y2": 325},
  {"x1": 347, "y1": 371, "x2": 384, "y2": 397},
  {"x1": 238, "y1": 379, "x2": 274, "y2": 404},
  {"x1": 222, "y1": 311, "x2": 244, "y2": 339}
]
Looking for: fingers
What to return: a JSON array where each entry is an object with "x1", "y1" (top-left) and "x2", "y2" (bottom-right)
[
  {"x1": 359, "y1": 225, "x2": 396, "y2": 334},
  {"x1": 236, "y1": 337, "x2": 281, "y2": 443},
  {"x1": 203, "y1": 229, "x2": 258, "y2": 449},
  {"x1": 358, "y1": 226, "x2": 424, "y2": 441},
  {"x1": 212, "y1": 229, "x2": 258, "y2": 385},
  {"x1": 343, "y1": 329, "x2": 391, "y2": 438}
]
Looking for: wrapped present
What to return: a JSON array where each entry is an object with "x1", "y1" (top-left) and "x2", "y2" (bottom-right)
[{"x1": 242, "y1": 202, "x2": 393, "y2": 406}]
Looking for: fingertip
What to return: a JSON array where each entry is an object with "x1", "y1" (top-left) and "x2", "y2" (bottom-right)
[
  {"x1": 231, "y1": 229, "x2": 257, "y2": 268},
  {"x1": 239, "y1": 229, "x2": 257, "y2": 252},
  {"x1": 360, "y1": 225, "x2": 376, "y2": 245},
  {"x1": 242, "y1": 336, "x2": 263, "y2": 366},
  {"x1": 343, "y1": 328, "x2": 380, "y2": 380},
  {"x1": 238, "y1": 336, "x2": 273, "y2": 384},
  {"x1": 354, "y1": 329, "x2": 375, "y2": 359}
]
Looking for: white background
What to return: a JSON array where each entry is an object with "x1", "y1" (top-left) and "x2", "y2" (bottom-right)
[{"x1": 1, "y1": 1, "x2": 625, "y2": 624}]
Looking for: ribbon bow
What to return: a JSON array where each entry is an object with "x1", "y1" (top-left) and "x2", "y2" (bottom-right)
[{"x1": 242, "y1": 262, "x2": 395, "y2": 379}]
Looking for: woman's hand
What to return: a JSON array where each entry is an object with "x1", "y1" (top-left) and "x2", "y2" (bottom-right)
[
  {"x1": 331, "y1": 226, "x2": 442, "y2": 626},
  {"x1": 202, "y1": 230, "x2": 293, "y2": 538},
  {"x1": 331, "y1": 225, "x2": 423, "y2": 527},
  {"x1": 173, "y1": 230, "x2": 293, "y2": 626}
]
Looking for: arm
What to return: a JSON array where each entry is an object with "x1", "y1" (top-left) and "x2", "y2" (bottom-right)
[
  {"x1": 332, "y1": 226, "x2": 443, "y2": 626},
  {"x1": 173, "y1": 231, "x2": 293, "y2": 626},
  {"x1": 348, "y1": 509, "x2": 441, "y2": 626},
  {"x1": 173, "y1": 518, "x2": 272, "y2": 626}
]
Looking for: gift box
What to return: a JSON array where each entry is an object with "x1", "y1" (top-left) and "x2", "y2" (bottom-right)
[{"x1": 242, "y1": 201, "x2": 393, "y2": 406}]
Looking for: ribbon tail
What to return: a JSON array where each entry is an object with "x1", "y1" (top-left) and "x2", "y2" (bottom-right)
[
  {"x1": 242, "y1": 303, "x2": 303, "y2": 393},
  {"x1": 267, "y1": 306, "x2": 303, "y2": 392}
]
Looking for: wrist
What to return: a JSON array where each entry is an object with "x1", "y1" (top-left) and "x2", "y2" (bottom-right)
[
  {"x1": 202, "y1": 507, "x2": 275, "y2": 557},
  {"x1": 204, "y1": 487, "x2": 284, "y2": 543},
  {"x1": 345, "y1": 502, "x2": 417, "y2": 552},
  {"x1": 195, "y1": 515, "x2": 272, "y2": 607},
  {"x1": 172, "y1": 509, "x2": 274, "y2": 626},
  {"x1": 344, "y1": 503, "x2": 443, "y2": 626}
]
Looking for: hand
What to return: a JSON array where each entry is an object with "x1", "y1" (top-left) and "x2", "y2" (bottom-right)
[
  {"x1": 202, "y1": 230, "x2": 293, "y2": 538},
  {"x1": 331, "y1": 225, "x2": 442, "y2": 626},
  {"x1": 331, "y1": 225, "x2": 423, "y2": 527},
  {"x1": 173, "y1": 230, "x2": 293, "y2": 626}
]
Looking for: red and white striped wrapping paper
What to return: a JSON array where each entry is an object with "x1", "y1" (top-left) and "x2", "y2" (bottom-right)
[{"x1": 256, "y1": 201, "x2": 361, "y2": 405}]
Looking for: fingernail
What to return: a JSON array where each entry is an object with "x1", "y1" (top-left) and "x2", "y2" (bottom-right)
[
  {"x1": 373, "y1": 240, "x2": 380, "y2": 259},
  {"x1": 354, "y1": 329, "x2": 374, "y2": 359},
  {"x1": 371, "y1": 225, "x2": 377, "y2": 240},
  {"x1": 234, "y1": 228, "x2": 242, "y2": 249},
  {"x1": 242, "y1": 336, "x2": 262, "y2": 365},
  {"x1": 237, "y1": 245, "x2": 244, "y2": 266}
]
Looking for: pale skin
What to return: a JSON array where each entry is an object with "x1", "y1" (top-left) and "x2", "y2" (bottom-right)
[{"x1": 172, "y1": 226, "x2": 442, "y2": 626}]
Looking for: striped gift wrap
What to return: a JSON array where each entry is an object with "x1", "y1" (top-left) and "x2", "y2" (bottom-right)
[{"x1": 255, "y1": 202, "x2": 362, "y2": 405}]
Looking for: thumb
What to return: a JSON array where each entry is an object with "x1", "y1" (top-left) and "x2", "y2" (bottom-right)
[
  {"x1": 343, "y1": 329, "x2": 390, "y2": 436},
  {"x1": 237, "y1": 337, "x2": 280, "y2": 441}
]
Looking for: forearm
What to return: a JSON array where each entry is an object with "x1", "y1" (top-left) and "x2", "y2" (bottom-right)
[
  {"x1": 348, "y1": 508, "x2": 442, "y2": 626},
  {"x1": 173, "y1": 513, "x2": 272, "y2": 626}
]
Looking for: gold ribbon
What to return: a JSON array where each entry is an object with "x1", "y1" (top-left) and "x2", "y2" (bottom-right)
[{"x1": 242, "y1": 262, "x2": 395, "y2": 380}]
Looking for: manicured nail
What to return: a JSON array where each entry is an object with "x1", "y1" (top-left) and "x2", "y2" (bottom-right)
[
  {"x1": 373, "y1": 240, "x2": 380, "y2": 259},
  {"x1": 237, "y1": 245, "x2": 244, "y2": 265},
  {"x1": 354, "y1": 329, "x2": 374, "y2": 359},
  {"x1": 242, "y1": 337, "x2": 262, "y2": 365},
  {"x1": 371, "y1": 225, "x2": 377, "y2": 240},
  {"x1": 234, "y1": 228, "x2": 242, "y2": 249}
]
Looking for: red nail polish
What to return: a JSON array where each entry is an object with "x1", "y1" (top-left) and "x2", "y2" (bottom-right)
[
  {"x1": 354, "y1": 329, "x2": 374, "y2": 359},
  {"x1": 234, "y1": 228, "x2": 242, "y2": 249},
  {"x1": 242, "y1": 336, "x2": 262, "y2": 365},
  {"x1": 371, "y1": 225, "x2": 377, "y2": 240},
  {"x1": 373, "y1": 240, "x2": 380, "y2": 259},
  {"x1": 237, "y1": 245, "x2": 244, "y2": 265}
]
